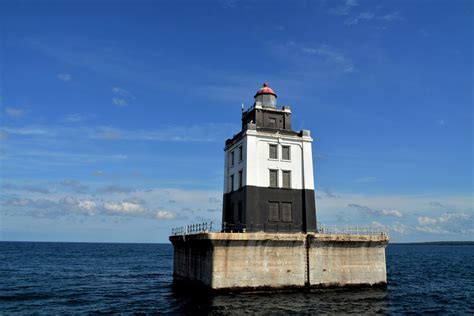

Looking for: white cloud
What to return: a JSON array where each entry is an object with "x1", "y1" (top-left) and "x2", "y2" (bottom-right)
[
  {"x1": 318, "y1": 193, "x2": 472, "y2": 216},
  {"x1": 112, "y1": 87, "x2": 135, "y2": 99},
  {"x1": 329, "y1": 0, "x2": 358, "y2": 16},
  {"x1": 7, "y1": 197, "x2": 33, "y2": 206},
  {"x1": 380, "y1": 209, "x2": 403, "y2": 217},
  {"x1": 415, "y1": 213, "x2": 473, "y2": 236},
  {"x1": 2, "y1": 126, "x2": 49, "y2": 136},
  {"x1": 348, "y1": 203, "x2": 403, "y2": 218},
  {"x1": 378, "y1": 12, "x2": 402, "y2": 22},
  {"x1": 418, "y1": 216, "x2": 438, "y2": 225},
  {"x1": 78, "y1": 200, "x2": 96, "y2": 211},
  {"x1": 5, "y1": 107, "x2": 25, "y2": 117},
  {"x1": 344, "y1": 12, "x2": 374, "y2": 25},
  {"x1": 156, "y1": 210, "x2": 176, "y2": 220},
  {"x1": 103, "y1": 201, "x2": 145, "y2": 214},
  {"x1": 111, "y1": 87, "x2": 135, "y2": 107},
  {"x1": 4, "y1": 123, "x2": 236, "y2": 143},
  {"x1": 63, "y1": 114, "x2": 83, "y2": 123},
  {"x1": 221, "y1": 0, "x2": 239, "y2": 8},
  {"x1": 3, "y1": 184, "x2": 472, "y2": 241},
  {"x1": 438, "y1": 212, "x2": 470, "y2": 223},
  {"x1": 415, "y1": 226, "x2": 449, "y2": 235},
  {"x1": 57, "y1": 73, "x2": 72, "y2": 82},
  {"x1": 1, "y1": 186, "x2": 222, "y2": 224},
  {"x1": 302, "y1": 44, "x2": 354, "y2": 73},
  {"x1": 78, "y1": 200, "x2": 96, "y2": 210},
  {"x1": 418, "y1": 213, "x2": 470, "y2": 226},
  {"x1": 112, "y1": 98, "x2": 128, "y2": 107},
  {"x1": 317, "y1": 188, "x2": 340, "y2": 199},
  {"x1": 98, "y1": 185, "x2": 132, "y2": 193},
  {"x1": 390, "y1": 223, "x2": 410, "y2": 235},
  {"x1": 96, "y1": 128, "x2": 122, "y2": 140},
  {"x1": 316, "y1": 192, "x2": 473, "y2": 241}
]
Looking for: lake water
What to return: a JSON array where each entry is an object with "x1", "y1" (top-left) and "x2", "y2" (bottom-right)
[{"x1": 1, "y1": 242, "x2": 473, "y2": 314}]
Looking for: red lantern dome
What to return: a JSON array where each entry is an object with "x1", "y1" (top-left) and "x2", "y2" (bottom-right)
[{"x1": 254, "y1": 83, "x2": 277, "y2": 98}]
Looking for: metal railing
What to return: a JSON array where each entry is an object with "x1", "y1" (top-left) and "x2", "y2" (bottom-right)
[
  {"x1": 171, "y1": 222, "x2": 215, "y2": 236},
  {"x1": 171, "y1": 222, "x2": 389, "y2": 237},
  {"x1": 318, "y1": 224, "x2": 389, "y2": 237}
]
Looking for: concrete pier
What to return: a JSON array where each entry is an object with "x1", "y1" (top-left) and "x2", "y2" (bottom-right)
[{"x1": 170, "y1": 232, "x2": 388, "y2": 291}]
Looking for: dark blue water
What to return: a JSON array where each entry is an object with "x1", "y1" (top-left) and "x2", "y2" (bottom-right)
[{"x1": 1, "y1": 242, "x2": 473, "y2": 314}]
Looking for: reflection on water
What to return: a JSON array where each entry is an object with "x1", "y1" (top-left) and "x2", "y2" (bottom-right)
[{"x1": 171, "y1": 286, "x2": 388, "y2": 314}]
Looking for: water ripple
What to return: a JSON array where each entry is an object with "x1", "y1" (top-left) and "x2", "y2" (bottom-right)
[{"x1": 0, "y1": 242, "x2": 472, "y2": 314}]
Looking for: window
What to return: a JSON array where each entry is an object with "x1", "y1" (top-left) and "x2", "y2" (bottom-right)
[
  {"x1": 230, "y1": 174, "x2": 234, "y2": 191},
  {"x1": 230, "y1": 151, "x2": 235, "y2": 166},
  {"x1": 281, "y1": 202, "x2": 292, "y2": 222},
  {"x1": 269, "y1": 169, "x2": 278, "y2": 188},
  {"x1": 238, "y1": 170, "x2": 243, "y2": 189},
  {"x1": 282, "y1": 146, "x2": 291, "y2": 161},
  {"x1": 269, "y1": 117, "x2": 277, "y2": 128},
  {"x1": 238, "y1": 145, "x2": 243, "y2": 162},
  {"x1": 269, "y1": 144, "x2": 278, "y2": 159},
  {"x1": 282, "y1": 170, "x2": 291, "y2": 189},
  {"x1": 269, "y1": 201, "x2": 279, "y2": 221}
]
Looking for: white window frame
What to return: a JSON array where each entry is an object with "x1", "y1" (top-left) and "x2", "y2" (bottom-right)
[
  {"x1": 282, "y1": 170, "x2": 291, "y2": 189},
  {"x1": 269, "y1": 143, "x2": 278, "y2": 160},
  {"x1": 282, "y1": 145, "x2": 291, "y2": 161},
  {"x1": 269, "y1": 169, "x2": 279, "y2": 188}
]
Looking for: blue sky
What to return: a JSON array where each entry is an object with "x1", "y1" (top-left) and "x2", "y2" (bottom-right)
[{"x1": 1, "y1": 0, "x2": 472, "y2": 243}]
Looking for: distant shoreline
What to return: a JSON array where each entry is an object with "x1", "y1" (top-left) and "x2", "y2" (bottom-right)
[
  {"x1": 390, "y1": 241, "x2": 474, "y2": 245},
  {"x1": 1, "y1": 240, "x2": 473, "y2": 245}
]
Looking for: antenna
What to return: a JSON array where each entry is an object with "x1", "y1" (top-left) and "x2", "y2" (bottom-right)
[{"x1": 241, "y1": 103, "x2": 244, "y2": 113}]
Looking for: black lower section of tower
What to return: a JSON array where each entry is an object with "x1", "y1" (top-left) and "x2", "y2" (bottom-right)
[{"x1": 222, "y1": 186, "x2": 317, "y2": 233}]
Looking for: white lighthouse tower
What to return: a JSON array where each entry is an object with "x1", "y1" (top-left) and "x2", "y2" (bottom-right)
[{"x1": 222, "y1": 83, "x2": 316, "y2": 232}]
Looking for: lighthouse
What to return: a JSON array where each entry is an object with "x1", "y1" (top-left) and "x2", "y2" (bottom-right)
[
  {"x1": 170, "y1": 83, "x2": 388, "y2": 291},
  {"x1": 222, "y1": 83, "x2": 317, "y2": 232}
]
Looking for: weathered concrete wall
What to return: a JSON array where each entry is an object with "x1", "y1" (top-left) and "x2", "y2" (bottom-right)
[
  {"x1": 211, "y1": 233, "x2": 307, "y2": 289},
  {"x1": 172, "y1": 238, "x2": 213, "y2": 285},
  {"x1": 169, "y1": 232, "x2": 388, "y2": 290},
  {"x1": 308, "y1": 234, "x2": 387, "y2": 287}
]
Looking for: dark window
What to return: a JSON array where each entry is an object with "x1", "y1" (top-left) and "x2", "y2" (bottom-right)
[
  {"x1": 282, "y1": 146, "x2": 291, "y2": 160},
  {"x1": 282, "y1": 170, "x2": 291, "y2": 189},
  {"x1": 237, "y1": 201, "x2": 243, "y2": 223},
  {"x1": 269, "y1": 117, "x2": 277, "y2": 128},
  {"x1": 269, "y1": 169, "x2": 278, "y2": 187},
  {"x1": 238, "y1": 145, "x2": 243, "y2": 162},
  {"x1": 230, "y1": 174, "x2": 234, "y2": 191},
  {"x1": 269, "y1": 201, "x2": 279, "y2": 221},
  {"x1": 238, "y1": 170, "x2": 243, "y2": 189},
  {"x1": 269, "y1": 144, "x2": 278, "y2": 159},
  {"x1": 281, "y1": 202, "x2": 292, "y2": 222},
  {"x1": 230, "y1": 151, "x2": 235, "y2": 166}
]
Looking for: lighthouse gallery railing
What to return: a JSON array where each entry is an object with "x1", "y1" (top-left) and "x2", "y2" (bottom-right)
[{"x1": 171, "y1": 222, "x2": 389, "y2": 237}]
